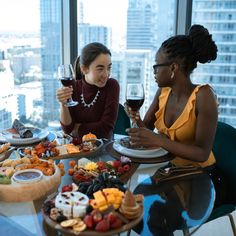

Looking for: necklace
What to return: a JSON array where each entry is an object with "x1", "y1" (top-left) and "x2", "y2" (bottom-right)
[{"x1": 80, "y1": 90, "x2": 100, "y2": 108}]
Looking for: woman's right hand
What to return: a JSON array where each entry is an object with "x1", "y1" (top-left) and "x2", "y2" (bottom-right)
[{"x1": 56, "y1": 87, "x2": 73, "y2": 104}]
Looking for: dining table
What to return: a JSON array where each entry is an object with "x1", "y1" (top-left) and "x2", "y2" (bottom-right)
[{"x1": 0, "y1": 133, "x2": 215, "y2": 236}]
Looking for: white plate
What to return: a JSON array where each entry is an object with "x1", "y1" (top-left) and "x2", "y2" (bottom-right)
[
  {"x1": 12, "y1": 169, "x2": 43, "y2": 184},
  {"x1": 113, "y1": 141, "x2": 168, "y2": 158},
  {"x1": 0, "y1": 127, "x2": 49, "y2": 145}
]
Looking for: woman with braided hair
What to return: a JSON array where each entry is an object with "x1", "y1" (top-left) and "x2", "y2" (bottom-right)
[{"x1": 126, "y1": 25, "x2": 226, "y2": 208}]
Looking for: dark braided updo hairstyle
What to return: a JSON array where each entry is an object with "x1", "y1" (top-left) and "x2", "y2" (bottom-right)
[
  {"x1": 160, "y1": 24, "x2": 217, "y2": 75},
  {"x1": 74, "y1": 42, "x2": 111, "y2": 80}
]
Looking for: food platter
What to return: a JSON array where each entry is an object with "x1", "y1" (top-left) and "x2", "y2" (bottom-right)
[
  {"x1": 0, "y1": 162, "x2": 61, "y2": 202},
  {"x1": 0, "y1": 127, "x2": 49, "y2": 145},
  {"x1": 113, "y1": 139, "x2": 168, "y2": 158},
  {"x1": 42, "y1": 193, "x2": 143, "y2": 236},
  {"x1": 16, "y1": 139, "x2": 104, "y2": 160}
]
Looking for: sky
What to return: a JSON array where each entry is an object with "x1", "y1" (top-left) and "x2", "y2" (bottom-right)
[
  {"x1": 0, "y1": 0, "x2": 128, "y2": 34},
  {"x1": 0, "y1": 0, "x2": 40, "y2": 32}
]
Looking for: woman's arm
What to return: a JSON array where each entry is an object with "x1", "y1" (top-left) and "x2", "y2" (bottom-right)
[{"x1": 56, "y1": 86, "x2": 74, "y2": 132}]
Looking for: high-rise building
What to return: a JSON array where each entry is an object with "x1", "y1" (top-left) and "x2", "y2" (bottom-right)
[
  {"x1": 126, "y1": 0, "x2": 157, "y2": 50},
  {"x1": 192, "y1": 0, "x2": 236, "y2": 127},
  {"x1": 78, "y1": 23, "x2": 112, "y2": 53},
  {"x1": 112, "y1": 50, "x2": 152, "y2": 116},
  {"x1": 0, "y1": 54, "x2": 17, "y2": 130},
  {"x1": 40, "y1": 0, "x2": 61, "y2": 124},
  {"x1": 126, "y1": 0, "x2": 175, "y2": 111}
]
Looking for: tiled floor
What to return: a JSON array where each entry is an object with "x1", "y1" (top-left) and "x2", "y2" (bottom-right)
[{"x1": 123, "y1": 164, "x2": 236, "y2": 236}]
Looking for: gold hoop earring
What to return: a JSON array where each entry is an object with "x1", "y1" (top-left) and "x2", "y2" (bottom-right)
[{"x1": 171, "y1": 72, "x2": 174, "y2": 79}]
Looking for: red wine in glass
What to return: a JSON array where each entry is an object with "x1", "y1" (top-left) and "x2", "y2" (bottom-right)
[
  {"x1": 126, "y1": 97, "x2": 144, "y2": 111},
  {"x1": 60, "y1": 78, "x2": 73, "y2": 87},
  {"x1": 126, "y1": 83, "x2": 145, "y2": 127},
  {"x1": 58, "y1": 64, "x2": 78, "y2": 107}
]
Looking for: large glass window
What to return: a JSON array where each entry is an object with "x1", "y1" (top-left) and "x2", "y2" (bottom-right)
[
  {"x1": 77, "y1": 0, "x2": 176, "y2": 116},
  {"x1": 0, "y1": 0, "x2": 61, "y2": 131},
  {"x1": 191, "y1": 0, "x2": 236, "y2": 128},
  {"x1": 0, "y1": 0, "x2": 177, "y2": 131}
]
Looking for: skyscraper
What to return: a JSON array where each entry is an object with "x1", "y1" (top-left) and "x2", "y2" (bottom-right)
[
  {"x1": 0, "y1": 52, "x2": 17, "y2": 130},
  {"x1": 77, "y1": 23, "x2": 112, "y2": 53},
  {"x1": 126, "y1": 0, "x2": 156, "y2": 50},
  {"x1": 40, "y1": 0, "x2": 61, "y2": 124},
  {"x1": 192, "y1": 0, "x2": 236, "y2": 127}
]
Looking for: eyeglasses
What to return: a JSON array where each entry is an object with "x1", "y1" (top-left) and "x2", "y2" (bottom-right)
[{"x1": 153, "y1": 63, "x2": 172, "y2": 73}]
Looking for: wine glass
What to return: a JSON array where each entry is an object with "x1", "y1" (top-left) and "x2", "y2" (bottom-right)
[
  {"x1": 57, "y1": 64, "x2": 78, "y2": 107},
  {"x1": 126, "y1": 83, "x2": 145, "y2": 128}
]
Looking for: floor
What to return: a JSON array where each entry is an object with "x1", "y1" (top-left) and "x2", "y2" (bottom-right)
[{"x1": 122, "y1": 163, "x2": 236, "y2": 236}]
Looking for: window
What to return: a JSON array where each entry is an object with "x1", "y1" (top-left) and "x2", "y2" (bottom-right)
[
  {"x1": 0, "y1": 0, "x2": 177, "y2": 131},
  {"x1": 192, "y1": 0, "x2": 236, "y2": 128}
]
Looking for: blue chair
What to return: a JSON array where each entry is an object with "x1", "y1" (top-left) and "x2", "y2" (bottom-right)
[
  {"x1": 114, "y1": 104, "x2": 131, "y2": 135},
  {"x1": 190, "y1": 121, "x2": 236, "y2": 236},
  {"x1": 209, "y1": 121, "x2": 236, "y2": 235},
  {"x1": 184, "y1": 121, "x2": 236, "y2": 236}
]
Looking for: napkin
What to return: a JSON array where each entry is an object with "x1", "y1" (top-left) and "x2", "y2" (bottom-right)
[{"x1": 12, "y1": 119, "x2": 33, "y2": 138}]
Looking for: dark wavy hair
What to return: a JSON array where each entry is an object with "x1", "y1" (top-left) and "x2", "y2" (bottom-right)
[
  {"x1": 160, "y1": 24, "x2": 217, "y2": 75},
  {"x1": 74, "y1": 42, "x2": 111, "y2": 80}
]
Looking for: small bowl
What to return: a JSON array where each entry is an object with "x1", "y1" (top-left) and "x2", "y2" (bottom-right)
[{"x1": 12, "y1": 169, "x2": 43, "y2": 184}]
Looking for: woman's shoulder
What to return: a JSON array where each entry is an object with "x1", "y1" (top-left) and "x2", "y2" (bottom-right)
[
  {"x1": 196, "y1": 84, "x2": 218, "y2": 107},
  {"x1": 196, "y1": 84, "x2": 216, "y2": 98}
]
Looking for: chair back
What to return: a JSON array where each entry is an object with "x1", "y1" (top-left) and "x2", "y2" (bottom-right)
[
  {"x1": 114, "y1": 104, "x2": 131, "y2": 135},
  {"x1": 212, "y1": 121, "x2": 236, "y2": 202}
]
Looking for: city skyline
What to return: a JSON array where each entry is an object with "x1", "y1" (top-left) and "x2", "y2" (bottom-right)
[{"x1": 0, "y1": 0, "x2": 128, "y2": 35}]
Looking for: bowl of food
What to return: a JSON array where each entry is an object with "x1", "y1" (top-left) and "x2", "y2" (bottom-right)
[{"x1": 12, "y1": 169, "x2": 43, "y2": 184}]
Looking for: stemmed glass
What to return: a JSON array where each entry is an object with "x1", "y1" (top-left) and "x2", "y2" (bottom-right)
[
  {"x1": 57, "y1": 64, "x2": 78, "y2": 107},
  {"x1": 126, "y1": 83, "x2": 145, "y2": 128}
]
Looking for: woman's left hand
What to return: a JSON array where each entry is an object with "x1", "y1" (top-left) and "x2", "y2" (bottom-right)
[{"x1": 126, "y1": 127, "x2": 161, "y2": 148}]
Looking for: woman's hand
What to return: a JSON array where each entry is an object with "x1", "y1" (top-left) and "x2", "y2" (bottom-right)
[
  {"x1": 56, "y1": 87, "x2": 73, "y2": 104},
  {"x1": 124, "y1": 103, "x2": 141, "y2": 123},
  {"x1": 126, "y1": 127, "x2": 167, "y2": 148}
]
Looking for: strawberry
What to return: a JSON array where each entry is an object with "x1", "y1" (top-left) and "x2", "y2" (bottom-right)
[
  {"x1": 97, "y1": 161, "x2": 106, "y2": 171},
  {"x1": 93, "y1": 211, "x2": 103, "y2": 224},
  {"x1": 61, "y1": 185, "x2": 72, "y2": 193},
  {"x1": 104, "y1": 212, "x2": 117, "y2": 224},
  {"x1": 83, "y1": 214, "x2": 94, "y2": 229},
  {"x1": 110, "y1": 217, "x2": 123, "y2": 229},
  {"x1": 112, "y1": 160, "x2": 121, "y2": 169},
  {"x1": 118, "y1": 166, "x2": 124, "y2": 174},
  {"x1": 95, "y1": 219, "x2": 110, "y2": 232},
  {"x1": 123, "y1": 164, "x2": 130, "y2": 172}
]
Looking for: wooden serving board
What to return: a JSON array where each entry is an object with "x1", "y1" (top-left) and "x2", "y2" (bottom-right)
[
  {"x1": 17, "y1": 139, "x2": 104, "y2": 161},
  {"x1": 0, "y1": 165, "x2": 61, "y2": 202},
  {"x1": 42, "y1": 199, "x2": 143, "y2": 236}
]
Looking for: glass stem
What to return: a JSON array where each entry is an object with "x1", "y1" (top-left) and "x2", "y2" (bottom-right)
[{"x1": 132, "y1": 121, "x2": 139, "y2": 128}]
